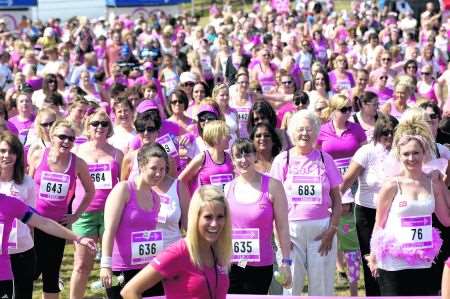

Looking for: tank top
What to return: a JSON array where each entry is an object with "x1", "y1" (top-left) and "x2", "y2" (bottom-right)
[
  {"x1": 34, "y1": 148, "x2": 77, "y2": 221},
  {"x1": 230, "y1": 94, "x2": 253, "y2": 139},
  {"x1": 74, "y1": 150, "x2": 121, "y2": 212},
  {"x1": 155, "y1": 180, "x2": 182, "y2": 249},
  {"x1": 378, "y1": 178, "x2": 435, "y2": 271},
  {"x1": 386, "y1": 99, "x2": 407, "y2": 119},
  {"x1": 329, "y1": 70, "x2": 355, "y2": 93},
  {"x1": 417, "y1": 81, "x2": 438, "y2": 102},
  {"x1": 197, "y1": 150, "x2": 234, "y2": 190},
  {"x1": 256, "y1": 63, "x2": 276, "y2": 94},
  {"x1": 162, "y1": 67, "x2": 179, "y2": 96},
  {"x1": 227, "y1": 175, "x2": 274, "y2": 266},
  {"x1": 112, "y1": 180, "x2": 161, "y2": 271}
]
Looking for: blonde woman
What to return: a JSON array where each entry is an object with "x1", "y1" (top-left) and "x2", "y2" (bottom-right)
[
  {"x1": 212, "y1": 84, "x2": 239, "y2": 143},
  {"x1": 26, "y1": 108, "x2": 59, "y2": 162},
  {"x1": 381, "y1": 83, "x2": 412, "y2": 119},
  {"x1": 121, "y1": 185, "x2": 232, "y2": 299},
  {"x1": 70, "y1": 110, "x2": 123, "y2": 299},
  {"x1": 28, "y1": 120, "x2": 95, "y2": 299},
  {"x1": 367, "y1": 116, "x2": 450, "y2": 296}
]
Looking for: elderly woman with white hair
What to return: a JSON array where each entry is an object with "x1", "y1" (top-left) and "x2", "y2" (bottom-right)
[{"x1": 270, "y1": 110, "x2": 342, "y2": 296}]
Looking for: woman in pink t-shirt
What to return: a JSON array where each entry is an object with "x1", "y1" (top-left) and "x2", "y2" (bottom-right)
[
  {"x1": 121, "y1": 185, "x2": 232, "y2": 299},
  {"x1": 270, "y1": 110, "x2": 342, "y2": 296}
]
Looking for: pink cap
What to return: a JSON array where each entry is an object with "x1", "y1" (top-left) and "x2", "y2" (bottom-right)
[
  {"x1": 136, "y1": 100, "x2": 158, "y2": 113},
  {"x1": 197, "y1": 104, "x2": 218, "y2": 117},
  {"x1": 143, "y1": 61, "x2": 153, "y2": 70}
]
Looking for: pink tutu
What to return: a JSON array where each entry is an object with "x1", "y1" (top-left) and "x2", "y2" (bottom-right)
[{"x1": 370, "y1": 228, "x2": 443, "y2": 266}]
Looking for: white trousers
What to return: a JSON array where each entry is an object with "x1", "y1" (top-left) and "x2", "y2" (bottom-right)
[{"x1": 283, "y1": 217, "x2": 337, "y2": 296}]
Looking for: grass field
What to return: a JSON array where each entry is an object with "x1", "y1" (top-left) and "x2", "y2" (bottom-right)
[{"x1": 32, "y1": 244, "x2": 366, "y2": 298}]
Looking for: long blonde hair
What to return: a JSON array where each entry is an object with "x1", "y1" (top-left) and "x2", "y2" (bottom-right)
[
  {"x1": 185, "y1": 185, "x2": 232, "y2": 268},
  {"x1": 322, "y1": 93, "x2": 350, "y2": 121}
]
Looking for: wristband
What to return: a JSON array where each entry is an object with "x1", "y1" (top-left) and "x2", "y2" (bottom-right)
[
  {"x1": 100, "y1": 256, "x2": 113, "y2": 268},
  {"x1": 281, "y1": 258, "x2": 292, "y2": 266},
  {"x1": 75, "y1": 236, "x2": 83, "y2": 244}
]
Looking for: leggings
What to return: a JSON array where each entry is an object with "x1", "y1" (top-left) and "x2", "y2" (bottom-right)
[
  {"x1": 355, "y1": 204, "x2": 380, "y2": 296},
  {"x1": 106, "y1": 269, "x2": 164, "y2": 299},
  {"x1": 378, "y1": 268, "x2": 435, "y2": 296},
  {"x1": 429, "y1": 213, "x2": 450, "y2": 294},
  {"x1": 343, "y1": 251, "x2": 361, "y2": 283},
  {"x1": 228, "y1": 264, "x2": 274, "y2": 294},
  {"x1": 0, "y1": 280, "x2": 13, "y2": 298},
  {"x1": 34, "y1": 228, "x2": 66, "y2": 293},
  {"x1": 10, "y1": 247, "x2": 36, "y2": 299}
]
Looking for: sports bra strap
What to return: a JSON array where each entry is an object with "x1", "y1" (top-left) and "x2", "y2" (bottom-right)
[{"x1": 395, "y1": 177, "x2": 402, "y2": 195}]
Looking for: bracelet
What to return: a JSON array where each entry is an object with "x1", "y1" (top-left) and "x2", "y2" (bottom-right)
[
  {"x1": 75, "y1": 236, "x2": 83, "y2": 244},
  {"x1": 100, "y1": 256, "x2": 113, "y2": 268},
  {"x1": 281, "y1": 258, "x2": 292, "y2": 266}
]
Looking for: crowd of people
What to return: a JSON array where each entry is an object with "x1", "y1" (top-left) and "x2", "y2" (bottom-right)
[{"x1": 0, "y1": 0, "x2": 449, "y2": 298}]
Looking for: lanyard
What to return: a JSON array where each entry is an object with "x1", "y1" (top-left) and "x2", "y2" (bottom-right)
[{"x1": 203, "y1": 247, "x2": 218, "y2": 299}]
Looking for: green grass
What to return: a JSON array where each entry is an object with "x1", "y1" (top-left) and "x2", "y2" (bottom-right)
[{"x1": 32, "y1": 245, "x2": 366, "y2": 298}]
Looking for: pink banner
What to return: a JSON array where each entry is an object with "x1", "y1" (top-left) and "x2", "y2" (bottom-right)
[
  {"x1": 271, "y1": 0, "x2": 289, "y2": 13},
  {"x1": 146, "y1": 296, "x2": 440, "y2": 299}
]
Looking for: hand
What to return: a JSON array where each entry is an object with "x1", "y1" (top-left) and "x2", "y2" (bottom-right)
[
  {"x1": 61, "y1": 213, "x2": 79, "y2": 225},
  {"x1": 365, "y1": 254, "x2": 379, "y2": 278},
  {"x1": 77, "y1": 237, "x2": 97, "y2": 253},
  {"x1": 279, "y1": 264, "x2": 292, "y2": 289},
  {"x1": 100, "y1": 267, "x2": 113, "y2": 289},
  {"x1": 178, "y1": 134, "x2": 193, "y2": 147},
  {"x1": 314, "y1": 228, "x2": 335, "y2": 256}
]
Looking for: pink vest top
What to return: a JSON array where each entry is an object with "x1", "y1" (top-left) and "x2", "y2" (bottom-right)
[
  {"x1": 34, "y1": 148, "x2": 77, "y2": 221},
  {"x1": 227, "y1": 175, "x2": 274, "y2": 266},
  {"x1": 197, "y1": 150, "x2": 234, "y2": 188},
  {"x1": 112, "y1": 180, "x2": 160, "y2": 271}
]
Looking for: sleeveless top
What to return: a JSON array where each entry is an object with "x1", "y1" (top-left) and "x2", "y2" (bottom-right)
[
  {"x1": 417, "y1": 80, "x2": 438, "y2": 102},
  {"x1": 328, "y1": 70, "x2": 355, "y2": 93},
  {"x1": 34, "y1": 148, "x2": 77, "y2": 221},
  {"x1": 112, "y1": 180, "x2": 161, "y2": 271},
  {"x1": 155, "y1": 180, "x2": 182, "y2": 249},
  {"x1": 255, "y1": 63, "x2": 276, "y2": 94},
  {"x1": 197, "y1": 150, "x2": 234, "y2": 189},
  {"x1": 74, "y1": 149, "x2": 121, "y2": 212},
  {"x1": 227, "y1": 175, "x2": 274, "y2": 266},
  {"x1": 378, "y1": 178, "x2": 435, "y2": 271}
]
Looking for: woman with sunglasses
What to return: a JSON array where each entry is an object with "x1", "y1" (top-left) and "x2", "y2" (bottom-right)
[
  {"x1": 369, "y1": 69, "x2": 393, "y2": 106},
  {"x1": 328, "y1": 55, "x2": 355, "y2": 94},
  {"x1": 179, "y1": 119, "x2": 233, "y2": 195},
  {"x1": 340, "y1": 114, "x2": 398, "y2": 296},
  {"x1": 280, "y1": 91, "x2": 310, "y2": 130},
  {"x1": 166, "y1": 89, "x2": 195, "y2": 134},
  {"x1": 417, "y1": 64, "x2": 440, "y2": 105},
  {"x1": 100, "y1": 143, "x2": 165, "y2": 298},
  {"x1": 270, "y1": 110, "x2": 342, "y2": 296},
  {"x1": 31, "y1": 74, "x2": 59, "y2": 109},
  {"x1": 226, "y1": 139, "x2": 292, "y2": 294},
  {"x1": 318, "y1": 94, "x2": 367, "y2": 179},
  {"x1": 28, "y1": 120, "x2": 95, "y2": 299},
  {"x1": 250, "y1": 123, "x2": 282, "y2": 175},
  {"x1": 108, "y1": 97, "x2": 136, "y2": 154},
  {"x1": 404, "y1": 60, "x2": 419, "y2": 77},
  {"x1": 352, "y1": 92, "x2": 380, "y2": 141},
  {"x1": 26, "y1": 108, "x2": 58, "y2": 162},
  {"x1": 69, "y1": 110, "x2": 123, "y2": 299}
]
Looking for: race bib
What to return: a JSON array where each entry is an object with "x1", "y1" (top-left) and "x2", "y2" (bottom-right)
[
  {"x1": 39, "y1": 171, "x2": 70, "y2": 201},
  {"x1": 334, "y1": 157, "x2": 351, "y2": 176},
  {"x1": 231, "y1": 228, "x2": 260, "y2": 263},
  {"x1": 131, "y1": 230, "x2": 163, "y2": 265},
  {"x1": 261, "y1": 84, "x2": 274, "y2": 94},
  {"x1": 156, "y1": 134, "x2": 178, "y2": 157},
  {"x1": 336, "y1": 81, "x2": 352, "y2": 91},
  {"x1": 237, "y1": 108, "x2": 250, "y2": 122},
  {"x1": 0, "y1": 223, "x2": 3, "y2": 254},
  {"x1": 157, "y1": 195, "x2": 171, "y2": 224},
  {"x1": 8, "y1": 220, "x2": 17, "y2": 250},
  {"x1": 88, "y1": 163, "x2": 113, "y2": 190},
  {"x1": 289, "y1": 175, "x2": 322, "y2": 204},
  {"x1": 398, "y1": 215, "x2": 433, "y2": 249},
  {"x1": 209, "y1": 173, "x2": 233, "y2": 191}
]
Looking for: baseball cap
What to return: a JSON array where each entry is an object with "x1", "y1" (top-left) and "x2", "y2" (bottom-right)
[
  {"x1": 197, "y1": 104, "x2": 218, "y2": 117},
  {"x1": 179, "y1": 72, "x2": 197, "y2": 84},
  {"x1": 136, "y1": 100, "x2": 158, "y2": 113}
]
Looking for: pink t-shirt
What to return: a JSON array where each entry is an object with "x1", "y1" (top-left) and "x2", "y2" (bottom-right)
[
  {"x1": 270, "y1": 150, "x2": 342, "y2": 221},
  {"x1": 151, "y1": 239, "x2": 229, "y2": 299},
  {"x1": 0, "y1": 194, "x2": 30, "y2": 281},
  {"x1": 317, "y1": 121, "x2": 367, "y2": 160}
]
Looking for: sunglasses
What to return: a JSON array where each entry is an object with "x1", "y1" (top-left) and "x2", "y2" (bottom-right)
[
  {"x1": 136, "y1": 126, "x2": 158, "y2": 134},
  {"x1": 363, "y1": 101, "x2": 379, "y2": 106},
  {"x1": 181, "y1": 82, "x2": 195, "y2": 87},
  {"x1": 262, "y1": 54, "x2": 271, "y2": 57},
  {"x1": 90, "y1": 121, "x2": 109, "y2": 128},
  {"x1": 47, "y1": 80, "x2": 57, "y2": 84},
  {"x1": 339, "y1": 106, "x2": 353, "y2": 114},
  {"x1": 198, "y1": 115, "x2": 217, "y2": 123},
  {"x1": 382, "y1": 58, "x2": 391, "y2": 61},
  {"x1": 421, "y1": 72, "x2": 431, "y2": 76},
  {"x1": 170, "y1": 99, "x2": 185, "y2": 105},
  {"x1": 407, "y1": 65, "x2": 418, "y2": 69},
  {"x1": 428, "y1": 113, "x2": 439, "y2": 120},
  {"x1": 40, "y1": 121, "x2": 55, "y2": 128},
  {"x1": 254, "y1": 133, "x2": 271, "y2": 139},
  {"x1": 381, "y1": 129, "x2": 393, "y2": 137},
  {"x1": 282, "y1": 81, "x2": 293, "y2": 85},
  {"x1": 56, "y1": 134, "x2": 75, "y2": 142},
  {"x1": 379, "y1": 76, "x2": 388, "y2": 80}
]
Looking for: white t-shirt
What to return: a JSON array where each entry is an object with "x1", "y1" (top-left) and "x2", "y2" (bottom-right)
[
  {"x1": 352, "y1": 142, "x2": 390, "y2": 209},
  {"x1": 0, "y1": 176, "x2": 35, "y2": 254},
  {"x1": 108, "y1": 126, "x2": 136, "y2": 154}
]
